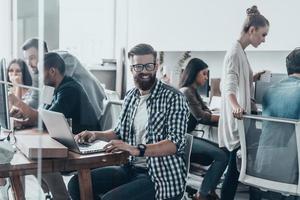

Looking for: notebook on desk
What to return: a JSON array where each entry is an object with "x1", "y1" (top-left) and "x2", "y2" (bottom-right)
[{"x1": 39, "y1": 109, "x2": 108, "y2": 154}]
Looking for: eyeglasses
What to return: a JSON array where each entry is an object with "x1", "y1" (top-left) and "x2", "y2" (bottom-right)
[{"x1": 131, "y1": 63, "x2": 156, "y2": 72}]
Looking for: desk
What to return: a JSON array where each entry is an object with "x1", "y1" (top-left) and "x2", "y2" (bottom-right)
[{"x1": 0, "y1": 129, "x2": 129, "y2": 200}]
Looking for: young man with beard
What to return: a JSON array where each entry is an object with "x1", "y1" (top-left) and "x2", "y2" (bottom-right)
[{"x1": 68, "y1": 43, "x2": 189, "y2": 200}]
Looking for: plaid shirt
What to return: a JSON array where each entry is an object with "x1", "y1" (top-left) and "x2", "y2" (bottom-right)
[{"x1": 114, "y1": 80, "x2": 189, "y2": 199}]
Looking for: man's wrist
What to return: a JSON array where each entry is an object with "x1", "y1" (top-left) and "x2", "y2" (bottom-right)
[{"x1": 131, "y1": 147, "x2": 140, "y2": 156}]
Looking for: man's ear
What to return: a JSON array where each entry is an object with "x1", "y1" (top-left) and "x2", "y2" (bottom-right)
[
  {"x1": 49, "y1": 67, "x2": 56, "y2": 75},
  {"x1": 155, "y1": 62, "x2": 159, "y2": 71}
]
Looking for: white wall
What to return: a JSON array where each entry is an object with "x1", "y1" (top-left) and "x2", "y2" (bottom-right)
[
  {"x1": 0, "y1": 0, "x2": 12, "y2": 60},
  {"x1": 59, "y1": 0, "x2": 115, "y2": 67},
  {"x1": 17, "y1": 0, "x2": 59, "y2": 53},
  {"x1": 127, "y1": 0, "x2": 300, "y2": 51},
  {"x1": 56, "y1": 0, "x2": 297, "y2": 92},
  {"x1": 122, "y1": 0, "x2": 299, "y2": 90}
]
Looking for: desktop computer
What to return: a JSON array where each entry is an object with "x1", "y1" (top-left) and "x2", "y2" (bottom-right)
[{"x1": 0, "y1": 58, "x2": 11, "y2": 133}]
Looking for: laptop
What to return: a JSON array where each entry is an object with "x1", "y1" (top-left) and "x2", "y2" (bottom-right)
[{"x1": 39, "y1": 109, "x2": 108, "y2": 154}]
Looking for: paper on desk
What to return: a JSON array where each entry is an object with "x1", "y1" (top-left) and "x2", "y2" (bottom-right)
[
  {"x1": 42, "y1": 85, "x2": 55, "y2": 105},
  {"x1": 260, "y1": 70, "x2": 271, "y2": 82},
  {"x1": 209, "y1": 96, "x2": 221, "y2": 111}
]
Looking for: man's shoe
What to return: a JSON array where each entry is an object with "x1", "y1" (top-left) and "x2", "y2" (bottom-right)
[
  {"x1": 208, "y1": 190, "x2": 220, "y2": 200},
  {"x1": 192, "y1": 192, "x2": 210, "y2": 200}
]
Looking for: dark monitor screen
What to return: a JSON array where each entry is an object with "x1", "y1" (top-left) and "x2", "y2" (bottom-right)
[
  {"x1": 254, "y1": 73, "x2": 288, "y2": 104},
  {"x1": 197, "y1": 70, "x2": 210, "y2": 97},
  {"x1": 0, "y1": 58, "x2": 10, "y2": 130}
]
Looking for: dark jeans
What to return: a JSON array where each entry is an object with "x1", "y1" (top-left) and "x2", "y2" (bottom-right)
[
  {"x1": 221, "y1": 148, "x2": 240, "y2": 200},
  {"x1": 68, "y1": 165, "x2": 183, "y2": 200},
  {"x1": 191, "y1": 137, "x2": 228, "y2": 197}
]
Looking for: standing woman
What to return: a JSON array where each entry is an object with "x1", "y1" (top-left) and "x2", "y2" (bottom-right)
[
  {"x1": 218, "y1": 5, "x2": 269, "y2": 200},
  {"x1": 180, "y1": 58, "x2": 228, "y2": 200}
]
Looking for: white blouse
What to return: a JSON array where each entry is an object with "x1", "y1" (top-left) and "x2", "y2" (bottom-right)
[{"x1": 218, "y1": 41, "x2": 254, "y2": 151}]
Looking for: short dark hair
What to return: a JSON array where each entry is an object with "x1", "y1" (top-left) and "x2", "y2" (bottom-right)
[
  {"x1": 44, "y1": 52, "x2": 65, "y2": 75},
  {"x1": 242, "y1": 5, "x2": 269, "y2": 33},
  {"x1": 286, "y1": 48, "x2": 300, "y2": 75},
  {"x1": 128, "y1": 43, "x2": 157, "y2": 61},
  {"x1": 22, "y1": 38, "x2": 48, "y2": 52},
  {"x1": 7, "y1": 58, "x2": 32, "y2": 86},
  {"x1": 180, "y1": 58, "x2": 208, "y2": 88}
]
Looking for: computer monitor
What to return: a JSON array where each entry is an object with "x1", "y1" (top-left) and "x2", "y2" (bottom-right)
[
  {"x1": 254, "y1": 73, "x2": 288, "y2": 104},
  {"x1": 197, "y1": 70, "x2": 210, "y2": 97},
  {"x1": 0, "y1": 58, "x2": 11, "y2": 131}
]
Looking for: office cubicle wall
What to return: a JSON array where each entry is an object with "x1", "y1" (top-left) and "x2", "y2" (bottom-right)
[{"x1": 238, "y1": 115, "x2": 300, "y2": 196}]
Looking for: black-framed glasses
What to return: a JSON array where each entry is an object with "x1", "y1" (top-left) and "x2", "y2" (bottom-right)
[{"x1": 131, "y1": 63, "x2": 156, "y2": 72}]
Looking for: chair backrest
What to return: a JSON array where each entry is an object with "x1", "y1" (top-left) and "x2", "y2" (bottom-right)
[
  {"x1": 105, "y1": 89, "x2": 120, "y2": 101},
  {"x1": 184, "y1": 134, "x2": 194, "y2": 174},
  {"x1": 187, "y1": 114, "x2": 198, "y2": 133},
  {"x1": 55, "y1": 50, "x2": 107, "y2": 121},
  {"x1": 100, "y1": 100, "x2": 123, "y2": 130},
  {"x1": 238, "y1": 114, "x2": 300, "y2": 196}
]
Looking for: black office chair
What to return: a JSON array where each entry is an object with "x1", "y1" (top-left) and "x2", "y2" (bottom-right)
[{"x1": 185, "y1": 114, "x2": 216, "y2": 197}]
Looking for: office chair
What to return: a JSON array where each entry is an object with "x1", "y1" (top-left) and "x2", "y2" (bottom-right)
[
  {"x1": 100, "y1": 100, "x2": 123, "y2": 130},
  {"x1": 238, "y1": 114, "x2": 300, "y2": 197},
  {"x1": 185, "y1": 114, "x2": 218, "y2": 198},
  {"x1": 182, "y1": 134, "x2": 194, "y2": 200}
]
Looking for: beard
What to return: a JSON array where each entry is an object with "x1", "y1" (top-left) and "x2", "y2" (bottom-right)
[
  {"x1": 44, "y1": 77, "x2": 55, "y2": 87},
  {"x1": 133, "y1": 73, "x2": 156, "y2": 91}
]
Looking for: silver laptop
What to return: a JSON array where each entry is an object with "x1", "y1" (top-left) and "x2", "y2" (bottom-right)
[{"x1": 39, "y1": 109, "x2": 108, "y2": 154}]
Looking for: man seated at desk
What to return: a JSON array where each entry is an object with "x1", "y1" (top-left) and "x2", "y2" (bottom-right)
[
  {"x1": 9, "y1": 52, "x2": 100, "y2": 200},
  {"x1": 9, "y1": 37, "x2": 106, "y2": 127},
  {"x1": 10, "y1": 52, "x2": 100, "y2": 134},
  {"x1": 252, "y1": 48, "x2": 300, "y2": 200},
  {"x1": 68, "y1": 43, "x2": 189, "y2": 200}
]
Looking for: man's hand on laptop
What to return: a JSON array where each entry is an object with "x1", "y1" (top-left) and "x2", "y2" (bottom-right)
[{"x1": 75, "y1": 130, "x2": 96, "y2": 143}]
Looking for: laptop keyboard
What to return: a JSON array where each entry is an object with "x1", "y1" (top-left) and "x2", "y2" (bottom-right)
[
  {"x1": 78, "y1": 141, "x2": 108, "y2": 154},
  {"x1": 77, "y1": 142, "x2": 91, "y2": 147}
]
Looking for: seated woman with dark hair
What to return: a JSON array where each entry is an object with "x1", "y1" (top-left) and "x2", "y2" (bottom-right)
[
  {"x1": 7, "y1": 59, "x2": 34, "y2": 103},
  {"x1": 7, "y1": 58, "x2": 40, "y2": 110},
  {"x1": 180, "y1": 58, "x2": 228, "y2": 200}
]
